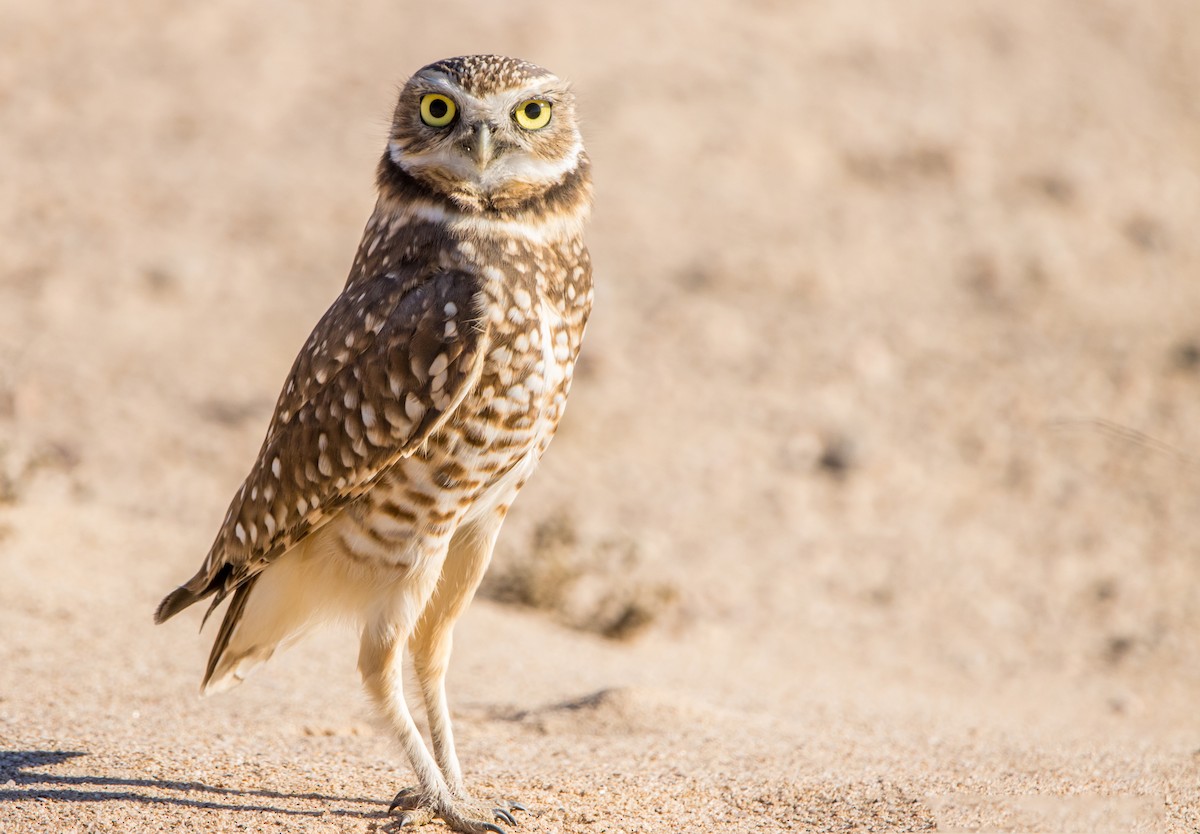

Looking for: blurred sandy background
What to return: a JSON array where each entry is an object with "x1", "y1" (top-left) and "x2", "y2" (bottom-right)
[{"x1": 3, "y1": 1, "x2": 1200, "y2": 831}]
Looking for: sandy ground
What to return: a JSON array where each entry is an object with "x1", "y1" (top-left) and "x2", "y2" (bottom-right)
[{"x1": 3, "y1": 1, "x2": 1200, "y2": 831}]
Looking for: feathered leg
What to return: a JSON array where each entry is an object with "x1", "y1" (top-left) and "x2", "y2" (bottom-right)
[
  {"x1": 409, "y1": 513, "x2": 505, "y2": 797},
  {"x1": 359, "y1": 608, "x2": 449, "y2": 823},
  {"x1": 360, "y1": 542, "x2": 511, "y2": 834}
]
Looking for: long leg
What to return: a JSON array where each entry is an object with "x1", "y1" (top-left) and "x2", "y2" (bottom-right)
[
  {"x1": 362, "y1": 535, "x2": 513, "y2": 833},
  {"x1": 408, "y1": 511, "x2": 506, "y2": 797},
  {"x1": 358, "y1": 578, "x2": 450, "y2": 820}
]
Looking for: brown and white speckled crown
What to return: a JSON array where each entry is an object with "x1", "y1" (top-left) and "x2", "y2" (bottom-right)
[{"x1": 417, "y1": 54, "x2": 555, "y2": 95}]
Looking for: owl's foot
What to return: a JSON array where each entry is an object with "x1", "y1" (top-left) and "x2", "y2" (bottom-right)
[{"x1": 387, "y1": 787, "x2": 526, "y2": 833}]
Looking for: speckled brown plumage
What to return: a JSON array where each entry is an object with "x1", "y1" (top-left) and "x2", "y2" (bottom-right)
[{"x1": 155, "y1": 55, "x2": 592, "y2": 834}]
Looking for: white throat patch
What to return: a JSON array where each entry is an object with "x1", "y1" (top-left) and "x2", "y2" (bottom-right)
[{"x1": 390, "y1": 138, "x2": 583, "y2": 193}]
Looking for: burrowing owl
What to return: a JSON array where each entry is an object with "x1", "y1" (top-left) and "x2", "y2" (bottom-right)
[{"x1": 155, "y1": 55, "x2": 592, "y2": 833}]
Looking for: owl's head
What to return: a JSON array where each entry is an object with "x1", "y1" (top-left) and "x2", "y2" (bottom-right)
[{"x1": 386, "y1": 55, "x2": 584, "y2": 213}]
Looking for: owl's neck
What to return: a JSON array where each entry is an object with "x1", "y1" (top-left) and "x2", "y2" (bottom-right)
[
  {"x1": 341, "y1": 155, "x2": 590, "y2": 292},
  {"x1": 375, "y1": 150, "x2": 591, "y2": 228}
]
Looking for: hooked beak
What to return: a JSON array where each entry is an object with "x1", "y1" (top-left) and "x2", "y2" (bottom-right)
[{"x1": 465, "y1": 122, "x2": 494, "y2": 169}]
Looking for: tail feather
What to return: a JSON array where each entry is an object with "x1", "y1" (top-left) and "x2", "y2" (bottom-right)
[
  {"x1": 198, "y1": 548, "x2": 340, "y2": 695},
  {"x1": 164, "y1": 533, "x2": 367, "y2": 696},
  {"x1": 154, "y1": 563, "x2": 235, "y2": 624},
  {"x1": 202, "y1": 578, "x2": 260, "y2": 693},
  {"x1": 154, "y1": 585, "x2": 201, "y2": 624}
]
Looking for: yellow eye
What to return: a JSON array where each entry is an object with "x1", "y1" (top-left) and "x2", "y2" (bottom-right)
[
  {"x1": 513, "y1": 99, "x2": 552, "y2": 130},
  {"x1": 420, "y1": 93, "x2": 457, "y2": 127}
]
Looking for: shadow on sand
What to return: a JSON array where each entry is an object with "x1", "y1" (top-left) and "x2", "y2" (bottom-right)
[{"x1": 0, "y1": 750, "x2": 389, "y2": 818}]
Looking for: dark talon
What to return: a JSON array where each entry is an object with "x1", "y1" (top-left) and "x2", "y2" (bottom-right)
[
  {"x1": 494, "y1": 808, "x2": 517, "y2": 825},
  {"x1": 390, "y1": 787, "x2": 421, "y2": 813},
  {"x1": 482, "y1": 824, "x2": 505, "y2": 834},
  {"x1": 507, "y1": 802, "x2": 528, "y2": 813}
]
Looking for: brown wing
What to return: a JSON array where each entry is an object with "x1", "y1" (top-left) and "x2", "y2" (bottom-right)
[{"x1": 155, "y1": 269, "x2": 488, "y2": 623}]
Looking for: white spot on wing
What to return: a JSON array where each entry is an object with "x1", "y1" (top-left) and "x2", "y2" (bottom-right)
[
  {"x1": 405, "y1": 393, "x2": 426, "y2": 423},
  {"x1": 429, "y1": 353, "x2": 449, "y2": 377}
]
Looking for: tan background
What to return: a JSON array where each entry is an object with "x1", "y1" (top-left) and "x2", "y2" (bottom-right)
[{"x1": 2, "y1": 1, "x2": 1200, "y2": 831}]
